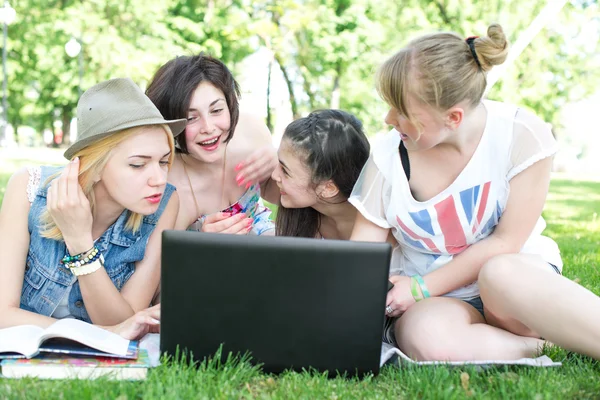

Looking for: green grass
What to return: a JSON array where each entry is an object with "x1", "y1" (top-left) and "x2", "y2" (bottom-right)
[{"x1": 1, "y1": 152, "x2": 600, "y2": 399}]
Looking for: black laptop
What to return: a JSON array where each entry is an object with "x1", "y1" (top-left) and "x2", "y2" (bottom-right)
[{"x1": 160, "y1": 230, "x2": 392, "y2": 376}]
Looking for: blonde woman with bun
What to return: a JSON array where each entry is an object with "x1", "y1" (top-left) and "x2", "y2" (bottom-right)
[{"x1": 350, "y1": 24, "x2": 600, "y2": 361}]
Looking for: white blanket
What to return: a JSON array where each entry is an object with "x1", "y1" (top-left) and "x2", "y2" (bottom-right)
[{"x1": 380, "y1": 342, "x2": 561, "y2": 367}]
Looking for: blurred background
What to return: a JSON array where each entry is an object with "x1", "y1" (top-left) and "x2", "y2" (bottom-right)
[{"x1": 0, "y1": 0, "x2": 598, "y2": 174}]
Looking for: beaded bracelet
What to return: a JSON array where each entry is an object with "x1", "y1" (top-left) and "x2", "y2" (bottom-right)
[
  {"x1": 60, "y1": 246, "x2": 95, "y2": 265},
  {"x1": 62, "y1": 246, "x2": 101, "y2": 269}
]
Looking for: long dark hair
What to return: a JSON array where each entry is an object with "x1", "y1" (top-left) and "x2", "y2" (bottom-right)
[
  {"x1": 276, "y1": 110, "x2": 370, "y2": 238},
  {"x1": 145, "y1": 53, "x2": 241, "y2": 153}
]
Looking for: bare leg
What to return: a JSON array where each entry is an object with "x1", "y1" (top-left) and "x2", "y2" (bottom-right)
[
  {"x1": 479, "y1": 253, "x2": 600, "y2": 360},
  {"x1": 395, "y1": 297, "x2": 544, "y2": 361}
]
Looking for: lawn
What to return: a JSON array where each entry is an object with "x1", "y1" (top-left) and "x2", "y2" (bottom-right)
[{"x1": 0, "y1": 150, "x2": 599, "y2": 399}]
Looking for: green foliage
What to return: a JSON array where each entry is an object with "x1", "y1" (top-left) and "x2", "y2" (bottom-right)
[{"x1": 1, "y1": 0, "x2": 598, "y2": 138}]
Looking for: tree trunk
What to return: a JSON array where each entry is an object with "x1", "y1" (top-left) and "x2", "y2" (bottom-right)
[
  {"x1": 266, "y1": 59, "x2": 273, "y2": 132},
  {"x1": 330, "y1": 75, "x2": 340, "y2": 110},
  {"x1": 10, "y1": 117, "x2": 18, "y2": 145},
  {"x1": 274, "y1": 52, "x2": 300, "y2": 120},
  {"x1": 61, "y1": 106, "x2": 72, "y2": 146},
  {"x1": 330, "y1": 61, "x2": 343, "y2": 109}
]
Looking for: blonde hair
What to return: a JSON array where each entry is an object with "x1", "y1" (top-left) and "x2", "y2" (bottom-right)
[
  {"x1": 40, "y1": 125, "x2": 175, "y2": 241},
  {"x1": 376, "y1": 23, "x2": 509, "y2": 129}
]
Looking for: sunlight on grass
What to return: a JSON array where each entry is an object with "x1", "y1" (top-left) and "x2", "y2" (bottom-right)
[{"x1": 1, "y1": 151, "x2": 599, "y2": 398}]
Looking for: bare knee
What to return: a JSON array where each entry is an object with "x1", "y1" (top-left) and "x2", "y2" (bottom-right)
[
  {"x1": 396, "y1": 321, "x2": 456, "y2": 361},
  {"x1": 396, "y1": 300, "x2": 482, "y2": 362},
  {"x1": 478, "y1": 254, "x2": 521, "y2": 289}
]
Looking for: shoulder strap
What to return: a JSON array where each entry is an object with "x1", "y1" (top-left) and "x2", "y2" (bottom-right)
[{"x1": 399, "y1": 141, "x2": 410, "y2": 181}]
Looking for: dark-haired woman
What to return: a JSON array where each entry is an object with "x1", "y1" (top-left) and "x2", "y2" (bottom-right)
[
  {"x1": 147, "y1": 54, "x2": 278, "y2": 235},
  {"x1": 272, "y1": 109, "x2": 370, "y2": 240}
]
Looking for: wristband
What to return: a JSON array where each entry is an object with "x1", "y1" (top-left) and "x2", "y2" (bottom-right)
[
  {"x1": 410, "y1": 276, "x2": 423, "y2": 302},
  {"x1": 414, "y1": 275, "x2": 431, "y2": 298},
  {"x1": 71, "y1": 255, "x2": 104, "y2": 276}
]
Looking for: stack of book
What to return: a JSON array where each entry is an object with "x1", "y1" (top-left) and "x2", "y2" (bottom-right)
[{"x1": 0, "y1": 319, "x2": 150, "y2": 380}]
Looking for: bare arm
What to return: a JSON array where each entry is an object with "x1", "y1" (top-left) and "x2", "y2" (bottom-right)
[
  {"x1": 350, "y1": 212, "x2": 390, "y2": 243},
  {"x1": 235, "y1": 112, "x2": 280, "y2": 204},
  {"x1": 78, "y1": 191, "x2": 179, "y2": 325},
  {"x1": 0, "y1": 169, "x2": 171, "y2": 336},
  {"x1": 0, "y1": 168, "x2": 56, "y2": 328},
  {"x1": 423, "y1": 155, "x2": 553, "y2": 296}
]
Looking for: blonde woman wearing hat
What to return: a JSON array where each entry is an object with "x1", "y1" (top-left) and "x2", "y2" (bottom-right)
[
  {"x1": 146, "y1": 54, "x2": 278, "y2": 235},
  {"x1": 0, "y1": 78, "x2": 186, "y2": 339}
]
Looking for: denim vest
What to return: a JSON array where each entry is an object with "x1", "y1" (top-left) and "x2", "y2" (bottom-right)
[{"x1": 20, "y1": 166, "x2": 175, "y2": 323}]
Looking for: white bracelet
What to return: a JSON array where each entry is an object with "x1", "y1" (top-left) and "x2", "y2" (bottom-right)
[{"x1": 71, "y1": 255, "x2": 104, "y2": 277}]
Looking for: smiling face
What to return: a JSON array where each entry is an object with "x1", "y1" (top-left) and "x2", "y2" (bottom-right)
[
  {"x1": 97, "y1": 126, "x2": 172, "y2": 215},
  {"x1": 271, "y1": 139, "x2": 321, "y2": 209},
  {"x1": 183, "y1": 82, "x2": 231, "y2": 164}
]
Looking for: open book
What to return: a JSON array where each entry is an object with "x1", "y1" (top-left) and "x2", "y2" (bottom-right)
[{"x1": 0, "y1": 319, "x2": 134, "y2": 359}]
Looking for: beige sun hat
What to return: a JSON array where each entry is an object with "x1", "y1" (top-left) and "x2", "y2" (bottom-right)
[{"x1": 64, "y1": 78, "x2": 187, "y2": 160}]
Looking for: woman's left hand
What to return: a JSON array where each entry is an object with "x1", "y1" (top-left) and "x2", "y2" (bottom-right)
[
  {"x1": 235, "y1": 146, "x2": 278, "y2": 188},
  {"x1": 108, "y1": 304, "x2": 161, "y2": 340},
  {"x1": 385, "y1": 275, "x2": 416, "y2": 318}
]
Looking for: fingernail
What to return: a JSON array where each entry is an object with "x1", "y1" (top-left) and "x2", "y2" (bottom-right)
[
  {"x1": 235, "y1": 163, "x2": 243, "y2": 171},
  {"x1": 72, "y1": 157, "x2": 79, "y2": 163},
  {"x1": 150, "y1": 318, "x2": 160, "y2": 324},
  {"x1": 246, "y1": 219, "x2": 253, "y2": 226},
  {"x1": 222, "y1": 212, "x2": 231, "y2": 217},
  {"x1": 245, "y1": 182, "x2": 251, "y2": 189}
]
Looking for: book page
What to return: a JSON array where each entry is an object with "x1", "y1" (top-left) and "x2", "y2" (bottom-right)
[
  {"x1": 0, "y1": 325, "x2": 45, "y2": 358},
  {"x1": 39, "y1": 319, "x2": 130, "y2": 356}
]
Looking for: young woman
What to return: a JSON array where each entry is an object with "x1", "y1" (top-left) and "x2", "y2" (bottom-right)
[
  {"x1": 0, "y1": 78, "x2": 186, "y2": 339},
  {"x1": 272, "y1": 109, "x2": 370, "y2": 240},
  {"x1": 349, "y1": 24, "x2": 600, "y2": 361},
  {"x1": 147, "y1": 54, "x2": 278, "y2": 235}
]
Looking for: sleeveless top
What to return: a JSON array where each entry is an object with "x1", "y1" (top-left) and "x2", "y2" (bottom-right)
[
  {"x1": 23, "y1": 165, "x2": 175, "y2": 322},
  {"x1": 349, "y1": 100, "x2": 562, "y2": 300}
]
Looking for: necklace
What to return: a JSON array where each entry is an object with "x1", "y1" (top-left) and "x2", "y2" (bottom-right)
[{"x1": 180, "y1": 147, "x2": 228, "y2": 222}]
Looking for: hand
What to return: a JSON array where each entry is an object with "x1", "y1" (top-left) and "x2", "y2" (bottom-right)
[
  {"x1": 109, "y1": 304, "x2": 161, "y2": 340},
  {"x1": 46, "y1": 157, "x2": 94, "y2": 254},
  {"x1": 202, "y1": 212, "x2": 253, "y2": 234},
  {"x1": 385, "y1": 275, "x2": 416, "y2": 318},
  {"x1": 235, "y1": 146, "x2": 277, "y2": 189}
]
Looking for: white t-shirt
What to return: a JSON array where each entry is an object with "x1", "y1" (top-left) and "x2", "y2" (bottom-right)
[{"x1": 349, "y1": 100, "x2": 562, "y2": 300}]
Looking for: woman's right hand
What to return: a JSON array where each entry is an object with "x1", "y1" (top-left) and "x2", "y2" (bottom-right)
[
  {"x1": 46, "y1": 157, "x2": 94, "y2": 255},
  {"x1": 108, "y1": 304, "x2": 161, "y2": 340},
  {"x1": 201, "y1": 212, "x2": 253, "y2": 234}
]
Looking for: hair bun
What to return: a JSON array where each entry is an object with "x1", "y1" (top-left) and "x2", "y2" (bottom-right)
[{"x1": 474, "y1": 23, "x2": 509, "y2": 72}]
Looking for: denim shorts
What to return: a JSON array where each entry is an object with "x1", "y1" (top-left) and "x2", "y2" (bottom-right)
[{"x1": 382, "y1": 262, "x2": 561, "y2": 346}]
